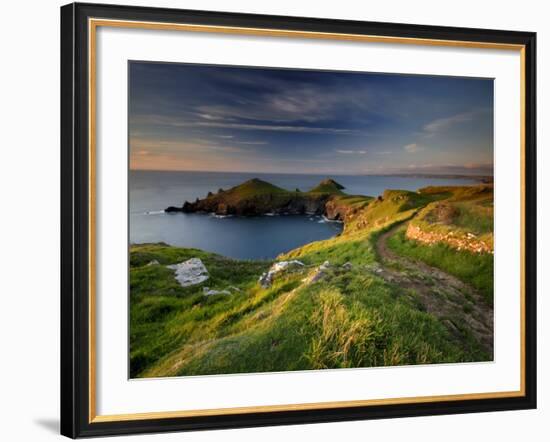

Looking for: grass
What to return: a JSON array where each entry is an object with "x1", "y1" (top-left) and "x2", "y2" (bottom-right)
[
  {"x1": 129, "y1": 243, "x2": 271, "y2": 377},
  {"x1": 212, "y1": 178, "x2": 287, "y2": 201},
  {"x1": 308, "y1": 178, "x2": 346, "y2": 194},
  {"x1": 386, "y1": 229, "x2": 493, "y2": 305},
  {"x1": 132, "y1": 246, "x2": 487, "y2": 378},
  {"x1": 130, "y1": 183, "x2": 494, "y2": 378}
]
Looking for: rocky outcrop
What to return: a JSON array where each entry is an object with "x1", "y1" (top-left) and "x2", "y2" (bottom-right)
[
  {"x1": 167, "y1": 258, "x2": 209, "y2": 287},
  {"x1": 324, "y1": 198, "x2": 364, "y2": 222},
  {"x1": 165, "y1": 178, "x2": 352, "y2": 218},
  {"x1": 173, "y1": 192, "x2": 330, "y2": 217},
  {"x1": 259, "y1": 260, "x2": 305, "y2": 288},
  {"x1": 304, "y1": 260, "x2": 331, "y2": 284}
]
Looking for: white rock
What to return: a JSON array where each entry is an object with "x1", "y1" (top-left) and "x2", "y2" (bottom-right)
[
  {"x1": 319, "y1": 261, "x2": 331, "y2": 271},
  {"x1": 203, "y1": 288, "x2": 231, "y2": 296},
  {"x1": 271, "y1": 260, "x2": 304, "y2": 273},
  {"x1": 259, "y1": 260, "x2": 304, "y2": 288},
  {"x1": 167, "y1": 258, "x2": 209, "y2": 287},
  {"x1": 146, "y1": 259, "x2": 159, "y2": 266}
]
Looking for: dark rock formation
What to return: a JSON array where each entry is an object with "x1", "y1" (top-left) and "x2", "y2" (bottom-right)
[{"x1": 164, "y1": 177, "x2": 362, "y2": 220}]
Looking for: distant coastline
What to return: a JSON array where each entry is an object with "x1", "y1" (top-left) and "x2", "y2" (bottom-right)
[
  {"x1": 365, "y1": 173, "x2": 493, "y2": 183},
  {"x1": 131, "y1": 168, "x2": 492, "y2": 182}
]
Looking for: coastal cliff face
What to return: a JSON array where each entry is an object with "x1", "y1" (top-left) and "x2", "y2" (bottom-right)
[
  {"x1": 166, "y1": 178, "x2": 353, "y2": 218},
  {"x1": 181, "y1": 192, "x2": 330, "y2": 217}
]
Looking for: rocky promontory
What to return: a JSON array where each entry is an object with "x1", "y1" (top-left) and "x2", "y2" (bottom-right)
[{"x1": 165, "y1": 178, "x2": 356, "y2": 219}]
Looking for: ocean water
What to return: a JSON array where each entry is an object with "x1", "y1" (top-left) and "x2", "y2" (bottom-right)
[{"x1": 130, "y1": 171, "x2": 477, "y2": 260}]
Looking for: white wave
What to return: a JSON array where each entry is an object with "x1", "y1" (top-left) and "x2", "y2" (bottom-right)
[{"x1": 321, "y1": 215, "x2": 343, "y2": 224}]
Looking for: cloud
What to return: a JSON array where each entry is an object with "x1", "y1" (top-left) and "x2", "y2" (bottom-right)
[
  {"x1": 423, "y1": 109, "x2": 486, "y2": 134},
  {"x1": 130, "y1": 138, "x2": 248, "y2": 155},
  {"x1": 136, "y1": 115, "x2": 360, "y2": 135},
  {"x1": 197, "y1": 113, "x2": 228, "y2": 121},
  {"x1": 235, "y1": 141, "x2": 268, "y2": 145},
  {"x1": 463, "y1": 162, "x2": 493, "y2": 171},
  {"x1": 404, "y1": 143, "x2": 424, "y2": 153},
  {"x1": 191, "y1": 121, "x2": 358, "y2": 134},
  {"x1": 335, "y1": 149, "x2": 367, "y2": 154}
]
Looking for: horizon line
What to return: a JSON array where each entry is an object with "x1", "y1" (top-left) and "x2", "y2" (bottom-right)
[{"x1": 129, "y1": 167, "x2": 493, "y2": 177}]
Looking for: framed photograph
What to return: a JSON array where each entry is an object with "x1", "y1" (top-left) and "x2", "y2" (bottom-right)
[{"x1": 60, "y1": 2, "x2": 536, "y2": 438}]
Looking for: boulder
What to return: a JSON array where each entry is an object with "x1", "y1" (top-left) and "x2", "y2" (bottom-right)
[
  {"x1": 319, "y1": 261, "x2": 331, "y2": 271},
  {"x1": 303, "y1": 261, "x2": 331, "y2": 285},
  {"x1": 258, "y1": 260, "x2": 304, "y2": 288},
  {"x1": 309, "y1": 270, "x2": 327, "y2": 284},
  {"x1": 258, "y1": 272, "x2": 272, "y2": 288},
  {"x1": 342, "y1": 262, "x2": 353, "y2": 270},
  {"x1": 167, "y1": 258, "x2": 209, "y2": 287},
  {"x1": 203, "y1": 287, "x2": 231, "y2": 296}
]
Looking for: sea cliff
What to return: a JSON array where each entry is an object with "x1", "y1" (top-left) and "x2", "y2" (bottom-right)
[{"x1": 165, "y1": 177, "x2": 361, "y2": 219}]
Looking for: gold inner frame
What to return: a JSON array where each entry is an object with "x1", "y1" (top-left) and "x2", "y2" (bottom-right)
[{"x1": 87, "y1": 18, "x2": 527, "y2": 423}]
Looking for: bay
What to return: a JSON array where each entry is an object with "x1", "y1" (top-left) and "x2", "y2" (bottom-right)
[{"x1": 130, "y1": 170, "x2": 477, "y2": 260}]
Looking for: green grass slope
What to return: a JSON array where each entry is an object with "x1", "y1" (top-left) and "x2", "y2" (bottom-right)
[
  {"x1": 309, "y1": 178, "x2": 346, "y2": 194},
  {"x1": 214, "y1": 178, "x2": 287, "y2": 202},
  {"x1": 131, "y1": 183, "x2": 494, "y2": 378}
]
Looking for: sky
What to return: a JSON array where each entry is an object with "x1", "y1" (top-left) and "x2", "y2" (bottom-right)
[{"x1": 129, "y1": 62, "x2": 494, "y2": 175}]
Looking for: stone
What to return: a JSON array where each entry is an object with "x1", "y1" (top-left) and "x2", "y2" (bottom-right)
[
  {"x1": 146, "y1": 259, "x2": 160, "y2": 266},
  {"x1": 258, "y1": 272, "x2": 272, "y2": 288},
  {"x1": 259, "y1": 260, "x2": 305, "y2": 288},
  {"x1": 203, "y1": 287, "x2": 231, "y2": 296},
  {"x1": 342, "y1": 262, "x2": 353, "y2": 270},
  {"x1": 319, "y1": 260, "x2": 330, "y2": 271},
  {"x1": 167, "y1": 258, "x2": 209, "y2": 287},
  {"x1": 309, "y1": 270, "x2": 326, "y2": 284},
  {"x1": 303, "y1": 261, "x2": 334, "y2": 285}
]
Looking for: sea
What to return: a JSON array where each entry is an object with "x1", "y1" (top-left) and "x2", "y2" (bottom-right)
[{"x1": 130, "y1": 170, "x2": 478, "y2": 260}]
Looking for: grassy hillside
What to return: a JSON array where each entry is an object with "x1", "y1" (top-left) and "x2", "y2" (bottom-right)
[
  {"x1": 212, "y1": 178, "x2": 287, "y2": 202},
  {"x1": 171, "y1": 177, "x2": 351, "y2": 216},
  {"x1": 386, "y1": 185, "x2": 494, "y2": 304},
  {"x1": 308, "y1": 178, "x2": 346, "y2": 194},
  {"x1": 131, "y1": 183, "x2": 494, "y2": 378}
]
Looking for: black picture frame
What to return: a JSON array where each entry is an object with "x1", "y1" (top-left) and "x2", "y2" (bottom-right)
[{"x1": 61, "y1": 2, "x2": 537, "y2": 438}]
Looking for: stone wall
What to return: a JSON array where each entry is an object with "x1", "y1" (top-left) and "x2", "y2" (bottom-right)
[{"x1": 406, "y1": 223, "x2": 493, "y2": 254}]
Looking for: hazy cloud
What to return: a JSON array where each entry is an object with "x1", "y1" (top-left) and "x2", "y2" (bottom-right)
[
  {"x1": 235, "y1": 141, "x2": 269, "y2": 145},
  {"x1": 423, "y1": 109, "x2": 488, "y2": 134},
  {"x1": 335, "y1": 149, "x2": 367, "y2": 155},
  {"x1": 404, "y1": 143, "x2": 424, "y2": 153}
]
